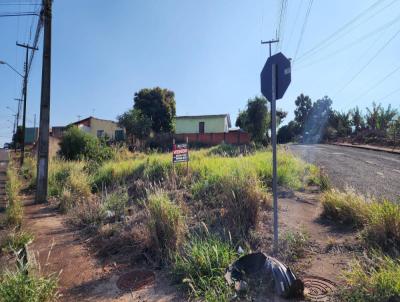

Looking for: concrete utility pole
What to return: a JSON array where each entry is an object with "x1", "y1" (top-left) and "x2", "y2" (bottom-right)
[
  {"x1": 16, "y1": 42, "x2": 38, "y2": 166},
  {"x1": 36, "y1": 0, "x2": 52, "y2": 203}
]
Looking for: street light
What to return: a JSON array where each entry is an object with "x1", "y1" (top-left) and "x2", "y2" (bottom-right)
[{"x1": 0, "y1": 60, "x2": 23, "y2": 78}]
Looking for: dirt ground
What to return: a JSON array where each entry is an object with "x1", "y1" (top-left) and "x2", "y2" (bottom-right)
[{"x1": 21, "y1": 187, "x2": 359, "y2": 302}]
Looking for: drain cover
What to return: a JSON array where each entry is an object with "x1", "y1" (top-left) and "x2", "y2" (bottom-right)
[
  {"x1": 303, "y1": 276, "x2": 336, "y2": 302},
  {"x1": 116, "y1": 270, "x2": 155, "y2": 291}
]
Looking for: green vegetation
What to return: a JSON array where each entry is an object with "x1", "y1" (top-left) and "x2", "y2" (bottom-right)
[
  {"x1": 279, "y1": 229, "x2": 310, "y2": 262},
  {"x1": 58, "y1": 126, "x2": 113, "y2": 162},
  {"x1": 321, "y1": 189, "x2": 400, "y2": 253},
  {"x1": 5, "y1": 165, "x2": 23, "y2": 227},
  {"x1": 21, "y1": 156, "x2": 36, "y2": 189},
  {"x1": 339, "y1": 253, "x2": 400, "y2": 302},
  {"x1": 172, "y1": 235, "x2": 237, "y2": 301},
  {"x1": 1, "y1": 231, "x2": 34, "y2": 253},
  {"x1": 147, "y1": 192, "x2": 186, "y2": 257},
  {"x1": 101, "y1": 187, "x2": 129, "y2": 219},
  {"x1": 0, "y1": 263, "x2": 58, "y2": 302}
]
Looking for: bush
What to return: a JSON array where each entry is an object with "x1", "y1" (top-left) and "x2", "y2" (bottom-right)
[
  {"x1": 0, "y1": 264, "x2": 58, "y2": 302},
  {"x1": 321, "y1": 189, "x2": 370, "y2": 227},
  {"x1": 207, "y1": 143, "x2": 256, "y2": 157},
  {"x1": 279, "y1": 229, "x2": 310, "y2": 262},
  {"x1": 146, "y1": 192, "x2": 186, "y2": 257},
  {"x1": 5, "y1": 165, "x2": 23, "y2": 227},
  {"x1": 339, "y1": 253, "x2": 400, "y2": 302},
  {"x1": 58, "y1": 126, "x2": 113, "y2": 162},
  {"x1": 172, "y1": 235, "x2": 237, "y2": 301}
]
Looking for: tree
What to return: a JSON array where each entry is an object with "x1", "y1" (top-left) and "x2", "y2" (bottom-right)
[
  {"x1": 365, "y1": 102, "x2": 380, "y2": 130},
  {"x1": 118, "y1": 109, "x2": 152, "y2": 142},
  {"x1": 133, "y1": 87, "x2": 176, "y2": 133},
  {"x1": 277, "y1": 121, "x2": 299, "y2": 143},
  {"x1": 377, "y1": 104, "x2": 397, "y2": 131},
  {"x1": 330, "y1": 111, "x2": 352, "y2": 138},
  {"x1": 351, "y1": 106, "x2": 365, "y2": 133},
  {"x1": 59, "y1": 126, "x2": 113, "y2": 162},
  {"x1": 294, "y1": 94, "x2": 312, "y2": 132},
  {"x1": 235, "y1": 96, "x2": 270, "y2": 143}
]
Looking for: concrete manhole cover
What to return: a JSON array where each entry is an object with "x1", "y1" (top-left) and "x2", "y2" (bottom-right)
[
  {"x1": 303, "y1": 276, "x2": 336, "y2": 302},
  {"x1": 116, "y1": 270, "x2": 155, "y2": 291}
]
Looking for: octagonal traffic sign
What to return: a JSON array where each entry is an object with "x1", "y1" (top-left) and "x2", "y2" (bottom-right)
[{"x1": 260, "y1": 52, "x2": 291, "y2": 102}]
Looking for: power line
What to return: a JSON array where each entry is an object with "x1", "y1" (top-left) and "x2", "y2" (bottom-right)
[
  {"x1": 294, "y1": 13, "x2": 400, "y2": 70},
  {"x1": 293, "y1": 0, "x2": 314, "y2": 61},
  {"x1": 335, "y1": 27, "x2": 400, "y2": 96},
  {"x1": 296, "y1": 0, "x2": 397, "y2": 63},
  {"x1": 352, "y1": 65, "x2": 400, "y2": 103},
  {"x1": 276, "y1": 0, "x2": 288, "y2": 51},
  {"x1": 286, "y1": 0, "x2": 304, "y2": 51},
  {"x1": 0, "y1": 12, "x2": 38, "y2": 17}
]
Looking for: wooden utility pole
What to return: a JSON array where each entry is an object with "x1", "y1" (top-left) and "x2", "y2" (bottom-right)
[
  {"x1": 35, "y1": 0, "x2": 52, "y2": 203},
  {"x1": 16, "y1": 42, "x2": 38, "y2": 166}
]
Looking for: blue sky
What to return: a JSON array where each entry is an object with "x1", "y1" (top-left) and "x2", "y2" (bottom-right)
[{"x1": 1, "y1": 0, "x2": 400, "y2": 146}]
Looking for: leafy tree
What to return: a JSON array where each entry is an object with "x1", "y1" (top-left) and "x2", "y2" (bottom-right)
[
  {"x1": 350, "y1": 106, "x2": 365, "y2": 133},
  {"x1": 235, "y1": 96, "x2": 269, "y2": 143},
  {"x1": 377, "y1": 104, "x2": 397, "y2": 131},
  {"x1": 365, "y1": 102, "x2": 380, "y2": 130},
  {"x1": 294, "y1": 94, "x2": 312, "y2": 132},
  {"x1": 117, "y1": 109, "x2": 152, "y2": 141},
  {"x1": 59, "y1": 126, "x2": 113, "y2": 162},
  {"x1": 277, "y1": 121, "x2": 300, "y2": 143},
  {"x1": 330, "y1": 111, "x2": 352, "y2": 137},
  {"x1": 133, "y1": 87, "x2": 176, "y2": 133}
]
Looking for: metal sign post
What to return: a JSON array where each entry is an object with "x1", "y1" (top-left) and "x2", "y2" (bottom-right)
[{"x1": 261, "y1": 52, "x2": 291, "y2": 254}]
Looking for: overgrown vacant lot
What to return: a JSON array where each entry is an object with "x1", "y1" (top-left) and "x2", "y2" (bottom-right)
[
  {"x1": 34, "y1": 145, "x2": 323, "y2": 300},
  {"x1": 20, "y1": 145, "x2": 400, "y2": 301}
]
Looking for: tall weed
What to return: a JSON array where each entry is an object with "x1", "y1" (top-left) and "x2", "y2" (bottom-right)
[{"x1": 5, "y1": 165, "x2": 23, "y2": 227}]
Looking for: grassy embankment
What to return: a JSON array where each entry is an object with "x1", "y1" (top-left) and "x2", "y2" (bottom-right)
[
  {"x1": 321, "y1": 189, "x2": 400, "y2": 301},
  {"x1": 34, "y1": 145, "x2": 320, "y2": 301}
]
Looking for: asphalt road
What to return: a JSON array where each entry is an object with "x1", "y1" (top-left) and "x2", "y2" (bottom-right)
[
  {"x1": 0, "y1": 148, "x2": 9, "y2": 209},
  {"x1": 289, "y1": 144, "x2": 400, "y2": 202}
]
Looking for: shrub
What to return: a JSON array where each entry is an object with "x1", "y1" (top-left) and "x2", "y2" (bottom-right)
[
  {"x1": 5, "y1": 165, "x2": 23, "y2": 227},
  {"x1": 172, "y1": 235, "x2": 237, "y2": 301},
  {"x1": 0, "y1": 264, "x2": 58, "y2": 302},
  {"x1": 146, "y1": 192, "x2": 186, "y2": 257},
  {"x1": 207, "y1": 143, "x2": 256, "y2": 157},
  {"x1": 339, "y1": 253, "x2": 400, "y2": 302},
  {"x1": 364, "y1": 201, "x2": 400, "y2": 254},
  {"x1": 1, "y1": 231, "x2": 34, "y2": 253},
  {"x1": 321, "y1": 189, "x2": 370, "y2": 227},
  {"x1": 58, "y1": 126, "x2": 113, "y2": 162}
]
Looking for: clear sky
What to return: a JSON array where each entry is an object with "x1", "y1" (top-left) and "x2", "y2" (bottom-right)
[{"x1": 1, "y1": 0, "x2": 400, "y2": 146}]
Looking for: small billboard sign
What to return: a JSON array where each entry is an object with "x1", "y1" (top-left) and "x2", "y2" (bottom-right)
[{"x1": 173, "y1": 143, "x2": 189, "y2": 163}]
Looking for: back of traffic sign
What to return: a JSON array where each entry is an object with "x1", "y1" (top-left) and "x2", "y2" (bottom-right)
[{"x1": 260, "y1": 52, "x2": 291, "y2": 101}]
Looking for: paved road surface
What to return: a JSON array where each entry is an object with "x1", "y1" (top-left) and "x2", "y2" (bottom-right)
[
  {"x1": 0, "y1": 148, "x2": 9, "y2": 210},
  {"x1": 289, "y1": 144, "x2": 400, "y2": 202}
]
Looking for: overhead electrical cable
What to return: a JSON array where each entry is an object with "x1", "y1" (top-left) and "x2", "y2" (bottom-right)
[
  {"x1": 293, "y1": 0, "x2": 314, "y2": 62},
  {"x1": 334, "y1": 28, "x2": 400, "y2": 96},
  {"x1": 295, "y1": 0, "x2": 397, "y2": 63},
  {"x1": 294, "y1": 13, "x2": 400, "y2": 70}
]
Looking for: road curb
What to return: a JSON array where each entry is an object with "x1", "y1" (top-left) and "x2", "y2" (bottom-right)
[{"x1": 330, "y1": 143, "x2": 400, "y2": 155}]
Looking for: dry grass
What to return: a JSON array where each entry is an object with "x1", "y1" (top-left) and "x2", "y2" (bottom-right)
[{"x1": 5, "y1": 164, "x2": 23, "y2": 227}]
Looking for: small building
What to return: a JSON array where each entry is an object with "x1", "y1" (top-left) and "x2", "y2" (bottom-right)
[
  {"x1": 175, "y1": 114, "x2": 249, "y2": 145},
  {"x1": 176, "y1": 114, "x2": 231, "y2": 134},
  {"x1": 70, "y1": 116, "x2": 125, "y2": 141}
]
